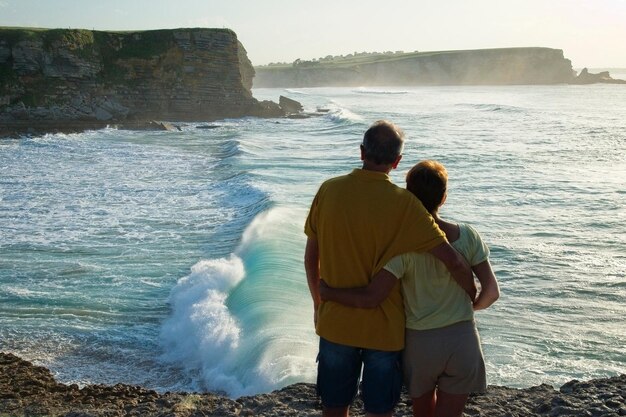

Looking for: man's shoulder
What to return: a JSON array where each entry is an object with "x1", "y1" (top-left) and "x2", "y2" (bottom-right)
[
  {"x1": 322, "y1": 173, "x2": 352, "y2": 185},
  {"x1": 317, "y1": 171, "x2": 367, "y2": 192},
  {"x1": 317, "y1": 170, "x2": 417, "y2": 203}
]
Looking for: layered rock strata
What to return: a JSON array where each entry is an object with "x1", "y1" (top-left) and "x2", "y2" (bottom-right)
[
  {"x1": 0, "y1": 28, "x2": 283, "y2": 136},
  {"x1": 1, "y1": 353, "x2": 624, "y2": 417}
]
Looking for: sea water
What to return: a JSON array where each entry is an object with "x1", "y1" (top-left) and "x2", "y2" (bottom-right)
[{"x1": 0, "y1": 85, "x2": 624, "y2": 397}]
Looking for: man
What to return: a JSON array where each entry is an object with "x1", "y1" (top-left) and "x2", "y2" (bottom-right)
[{"x1": 304, "y1": 120, "x2": 476, "y2": 417}]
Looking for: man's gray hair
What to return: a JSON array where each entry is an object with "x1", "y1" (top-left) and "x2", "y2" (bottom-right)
[{"x1": 361, "y1": 120, "x2": 405, "y2": 165}]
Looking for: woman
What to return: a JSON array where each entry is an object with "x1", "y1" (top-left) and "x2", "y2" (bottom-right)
[{"x1": 319, "y1": 160, "x2": 500, "y2": 417}]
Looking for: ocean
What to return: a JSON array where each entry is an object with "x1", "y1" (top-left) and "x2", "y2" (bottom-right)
[{"x1": 1, "y1": 85, "x2": 624, "y2": 398}]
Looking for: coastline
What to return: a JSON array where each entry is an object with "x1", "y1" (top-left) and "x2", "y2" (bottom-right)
[{"x1": 2, "y1": 353, "x2": 624, "y2": 417}]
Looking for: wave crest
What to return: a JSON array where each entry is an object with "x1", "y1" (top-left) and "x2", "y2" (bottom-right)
[
  {"x1": 159, "y1": 207, "x2": 316, "y2": 397},
  {"x1": 352, "y1": 87, "x2": 409, "y2": 95},
  {"x1": 324, "y1": 101, "x2": 363, "y2": 125},
  {"x1": 159, "y1": 255, "x2": 246, "y2": 394}
]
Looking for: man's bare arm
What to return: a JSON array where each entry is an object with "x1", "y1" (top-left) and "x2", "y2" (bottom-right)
[
  {"x1": 304, "y1": 237, "x2": 321, "y2": 324},
  {"x1": 428, "y1": 242, "x2": 477, "y2": 300},
  {"x1": 318, "y1": 269, "x2": 398, "y2": 309}
]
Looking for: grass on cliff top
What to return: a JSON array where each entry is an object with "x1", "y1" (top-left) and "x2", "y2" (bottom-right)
[
  {"x1": 0, "y1": 27, "x2": 237, "y2": 58},
  {"x1": 0, "y1": 26, "x2": 235, "y2": 40},
  {"x1": 0, "y1": 27, "x2": 95, "y2": 52},
  {"x1": 0, "y1": 27, "x2": 49, "y2": 44},
  {"x1": 0, "y1": 27, "x2": 173, "y2": 60}
]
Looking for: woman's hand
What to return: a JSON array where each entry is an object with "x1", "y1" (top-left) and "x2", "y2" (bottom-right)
[{"x1": 319, "y1": 279, "x2": 330, "y2": 300}]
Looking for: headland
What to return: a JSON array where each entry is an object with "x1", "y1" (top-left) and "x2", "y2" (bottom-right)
[
  {"x1": 0, "y1": 27, "x2": 286, "y2": 137},
  {"x1": 254, "y1": 48, "x2": 626, "y2": 88}
]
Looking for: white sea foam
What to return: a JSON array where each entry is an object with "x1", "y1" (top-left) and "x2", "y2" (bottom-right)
[
  {"x1": 352, "y1": 86, "x2": 409, "y2": 95},
  {"x1": 284, "y1": 88, "x2": 308, "y2": 95},
  {"x1": 3, "y1": 286, "x2": 39, "y2": 297},
  {"x1": 159, "y1": 255, "x2": 246, "y2": 394}
]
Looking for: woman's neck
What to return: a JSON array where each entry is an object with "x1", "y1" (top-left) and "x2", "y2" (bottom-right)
[{"x1": 432, "y1": 213, "x2": 460, "y2": 243}]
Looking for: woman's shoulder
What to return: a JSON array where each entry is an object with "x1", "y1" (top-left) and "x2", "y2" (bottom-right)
[
  {"x1": 455, "y1": 222, "x2": 490, "y2": 264},
  {"x1": 458, "y1": 223, "x2": 483, "y2": 240}
]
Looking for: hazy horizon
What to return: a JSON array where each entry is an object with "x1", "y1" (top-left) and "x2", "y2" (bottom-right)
[{"x1": 1, "y1": 0, "x2": 625, "y2": 68}]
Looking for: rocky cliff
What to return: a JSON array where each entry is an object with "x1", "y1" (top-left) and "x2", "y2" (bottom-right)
[
  {"x1": 0, "y1": 27, "x2": 283, "y2": 136},
  {"x1": 254, "y1": 47, "x2": 577, "y2": 87}
]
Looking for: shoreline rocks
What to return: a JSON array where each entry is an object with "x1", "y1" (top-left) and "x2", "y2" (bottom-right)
[{"x1": 1, "y1": 353, "x2": 624, "y2": 417}]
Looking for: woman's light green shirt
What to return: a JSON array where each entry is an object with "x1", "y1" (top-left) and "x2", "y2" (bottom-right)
[{"x1": 384, "y1": 223, "x2": 489, "y2": 330}]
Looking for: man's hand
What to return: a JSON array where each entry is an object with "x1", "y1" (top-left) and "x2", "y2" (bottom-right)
[{"x1": 428, "y1": 242, "x2": 477, "y2": 300}]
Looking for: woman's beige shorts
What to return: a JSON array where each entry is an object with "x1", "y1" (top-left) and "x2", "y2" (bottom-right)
[{"x1": 402, "y1": 320, "x2": 487, "y2": 398}]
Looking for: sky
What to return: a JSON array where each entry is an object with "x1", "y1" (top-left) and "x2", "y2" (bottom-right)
[{"x1": 1, "y1": 0, "x2": 625, "y2": 68}]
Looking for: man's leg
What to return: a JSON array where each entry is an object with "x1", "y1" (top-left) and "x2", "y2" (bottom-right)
[
  {"x1": 317, "y1": 338, "x2": 361, "y2": 416},
  {"x1": 361, "y1": 348, "x2": 402, "y2": 417},
  {"x1": 323, "y1": 406, "x2": 350, "y2": 417},
  {"x1": 365, "y1": 411, "x2": 391, "y2": 417}
]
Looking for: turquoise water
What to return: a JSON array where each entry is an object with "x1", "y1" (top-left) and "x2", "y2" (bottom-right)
[{"x1": 1, "y1": 85, "x2": 625, "y2": 397}]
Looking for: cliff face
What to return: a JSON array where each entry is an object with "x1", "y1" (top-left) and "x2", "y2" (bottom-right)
[
  {"x1": 254, "y1": 48, "x2": 576, "y2": 87},
  {"x1": 0, "y1": 28, "x2": 281, "y2": 134}
]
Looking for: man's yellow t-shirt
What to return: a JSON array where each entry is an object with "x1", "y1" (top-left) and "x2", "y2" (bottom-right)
[{"x1": 304, "y1": 168, "x2": 446, "y2": 351}]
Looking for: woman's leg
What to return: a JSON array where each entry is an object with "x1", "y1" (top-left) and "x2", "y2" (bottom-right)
[
  {"x1": 411, "y1": 389, "x2": 436, "y2": 417},
  {"x1": 433, "y1": 390, "x2": 469, "y2": 417}
]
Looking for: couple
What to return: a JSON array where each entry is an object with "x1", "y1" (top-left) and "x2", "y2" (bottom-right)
[{"x1": 304, "y1": 120, "x2": 500, "y2": 417}]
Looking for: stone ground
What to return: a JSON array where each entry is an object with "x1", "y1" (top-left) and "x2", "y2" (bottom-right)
[{"x1": 1, "y1": 353, "x2": 624, "y2": 417}]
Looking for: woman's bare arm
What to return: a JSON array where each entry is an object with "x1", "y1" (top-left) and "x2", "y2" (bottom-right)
[
  {"x1": 472, "y1": 260, "x2": 500, "y2": 310},
  {"x1": 304, "y1": 237, "x2": 321, "y2": 325}
]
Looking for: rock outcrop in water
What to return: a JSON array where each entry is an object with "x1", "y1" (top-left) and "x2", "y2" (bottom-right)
[
  {"x1": 254, "y1": 47, "x2": 580, "y2": 87},
  {"x1": 0, "y1": 27, "x2": 285, "y2": 137},
  {"x1": 572, "y1": 68, "x2": 626, "y2": 84},
  {"x1": 1, "y1": 353, "x2": 624, "y2": 417}
]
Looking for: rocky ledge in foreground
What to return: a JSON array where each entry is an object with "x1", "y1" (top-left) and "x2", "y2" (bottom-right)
[{"x1": 1, "y1": 353, "x2": 624, "y2": 417}]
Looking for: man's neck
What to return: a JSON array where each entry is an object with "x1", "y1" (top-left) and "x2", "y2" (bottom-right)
[{"x1": 361, "y1": 161, "x2": 392, "y2": 173}]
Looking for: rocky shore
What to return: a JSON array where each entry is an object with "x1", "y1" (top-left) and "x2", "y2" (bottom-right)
[{"x1": 1, "y1": 353, "x2": 624, "y2": 417}]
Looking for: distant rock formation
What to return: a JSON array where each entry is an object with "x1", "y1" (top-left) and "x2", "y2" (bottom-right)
[
  {"x1": 254, "y1": 47, "x2": 578, "y2": 87},
  {"x1": 571, "y1": 68, "x2": 626, "y2": 84},
  {"x1": 0, "y1": 28, "x2": 285, "y2": 137}
]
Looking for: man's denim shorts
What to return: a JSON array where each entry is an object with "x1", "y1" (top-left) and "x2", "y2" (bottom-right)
[{"x1": 316, "y1": 337, "x2": 402, "y2": 414}]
